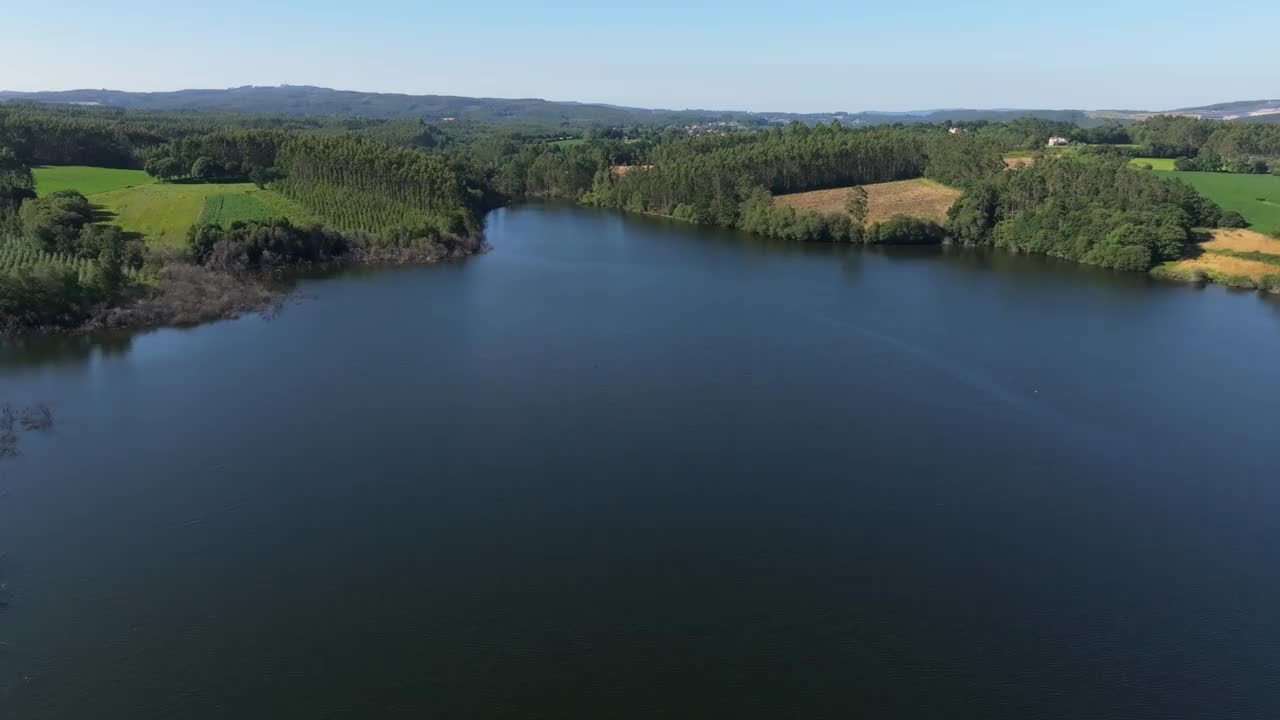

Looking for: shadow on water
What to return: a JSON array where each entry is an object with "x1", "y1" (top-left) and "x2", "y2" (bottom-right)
[{"x1": 0, "y1": 331, "x2": 137, "y2": 371}]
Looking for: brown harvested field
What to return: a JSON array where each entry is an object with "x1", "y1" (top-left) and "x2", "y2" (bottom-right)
[
  {"x1": 1162, "y1": 254, "x2": 1277, "y2": 281},
  {"x1": 773, "y1": 178, "x2": 962, "y2": 225},
  {"x1": 1003, "y1": 155, "x2": 1035, "y2": 169},
  {"x1": 1201, "y1": 228, "x2": 1280, "y2": 255}
]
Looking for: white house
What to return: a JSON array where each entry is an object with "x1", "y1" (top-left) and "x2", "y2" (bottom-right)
[{"x1": 1047, "y1": 136, "x2": 1070, "y2": 147}]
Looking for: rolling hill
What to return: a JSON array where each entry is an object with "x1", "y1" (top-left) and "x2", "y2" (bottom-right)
[
  {"x1": 0, "y1": 85, "x2": 1095, "y2": 127},
  {"x1": 2, "y1": 85, "x2": 1276, "y2": 127}
]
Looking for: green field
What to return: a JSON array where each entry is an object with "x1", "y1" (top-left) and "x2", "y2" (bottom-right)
[
  {"x1": 1130, "y1": 157, "x2": 1176, "y2": 171},
  {"x1": 33, "y1": 165, "x2": 155, "y2": 196},
  {"x1": 91, "y1": 182, "x2": 311, "y2": 247},
  {"x1": 199, "y1": 188, "x2": 315, "y2": 226},
  {"x1": 1156, "y1": 171, "x2": 1280, "y2": 235}
]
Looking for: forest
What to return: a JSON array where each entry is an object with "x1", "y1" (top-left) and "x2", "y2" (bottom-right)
[
  {"x1": 0, "y1": 101, "x2": 1267, "y2": 333},
  {"x1": 1063, "y1": 115, "x2": 1280, "y2": 173}
]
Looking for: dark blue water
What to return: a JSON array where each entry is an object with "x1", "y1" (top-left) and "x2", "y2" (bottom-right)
[{"x1": 2, "y1": 204, "x2": 1278, "y2": 718}]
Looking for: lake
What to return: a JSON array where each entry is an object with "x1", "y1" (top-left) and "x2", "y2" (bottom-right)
[{"x1": 2, "y1": 203, "x2": 1278, "y2": 718}]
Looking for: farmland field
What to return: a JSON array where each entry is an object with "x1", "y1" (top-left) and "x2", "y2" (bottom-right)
[
  {"x1": 32, "y1": 165, "x2": 154, "y2": 196},
  {"x1": 1153, "y1": 229, "x2": 1280, "y2": 286},
  {"x1": 199, "y1": 188, "x2": 315, "y2": 226},
  {"x1": 92, "y1": 183, "x2": 317, "y2": 246},
  {"x1": 773, "y1": 178, "x2": 962, "y2": 225},
  {"x1": 1130, "y1": 157, "x2": 1176, "y2": 171},
  {"x1": 93, "y1": 183, "x2": 259, "y2": 247},
  {"x1": 1157, "y1": 171, "x2": 1280, "y2": 235}
]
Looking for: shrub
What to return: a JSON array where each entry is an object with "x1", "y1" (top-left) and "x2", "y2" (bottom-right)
[
  {"x1": 1218, "y1": 210, "x2": 1248, "y2": 228},
  {"x1": 866, "y1": 215, "x2": 947, "y2": 245},
  {"x1": 671, "y1": 203, "x2": 703, "y2": 223},
  {"x1": 18, "y1": 191, "x2": 95, "y2": 254},
  {"x1": 844, "y1": 186, "x2": 869, "y2": 225}
]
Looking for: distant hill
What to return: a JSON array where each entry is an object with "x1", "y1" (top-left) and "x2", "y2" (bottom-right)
[
  {"x1": 1, "y1": 85, "x2": 1274, "y2": 127},
  {"x1": 0, "y1": 85, "x2": 1097, "y2": 128},
  {"x1": 1173, "y1": 99, "x2": 1280, "y2": 121},
  {"x1": 1091, "y1": 99, "x2": 1280, "y2": 123}
]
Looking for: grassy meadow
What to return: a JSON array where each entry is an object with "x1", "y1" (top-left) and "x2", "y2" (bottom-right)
[
  {"x1": 92, "y1": 183, "x2": 252, "y2": 247},
  {"x1": 91, "y1": 183, "x2": 308, "y2": 247},
  {"x1": 33, "y1": 165, "x2": 154, "y2": 196},
  {"x1": 773, "y1": 178, "x2": 962, "y2": 225},
  {"x1": 1130, "y1": 157, "x2": 1176, "y2": 171},
  {"x1": 1156, "y1": 171, "x2": 1280, "y2": 235},
  {"x1": 31, "y1": 166, "x2": 317, "y2": 246}
]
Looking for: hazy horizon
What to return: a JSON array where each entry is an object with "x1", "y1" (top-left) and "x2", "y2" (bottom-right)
[
  {"x1": 6, "y1": 83, "x2": 1271, "y2": 115},
  {"x1": 5, "y1": 0, "x2": 1278, "y2": 113}
]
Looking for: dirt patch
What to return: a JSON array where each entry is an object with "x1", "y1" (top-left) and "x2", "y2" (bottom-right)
[
  {"x1": 773, "y1": 179, "x2": 962, "y2": 225},
  {"x1": 610, "y1": 165, "x2": 654, "y2": 176},
  {"x1": 1201, "y1": 228, "x2": 1280, "y2": 255},
  {"x1": 1003, "y1": 155, "x2": 1035, "y2": 169}
]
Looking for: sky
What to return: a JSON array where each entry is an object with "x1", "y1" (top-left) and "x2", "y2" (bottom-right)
[{"x1": 3, "y1": 0, "x2": 1276, "y2": 112}]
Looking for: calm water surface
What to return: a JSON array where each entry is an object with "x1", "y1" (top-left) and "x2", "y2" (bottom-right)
[{"x1": 1, "y1": 204, "x2": 1278, "y2": 718}]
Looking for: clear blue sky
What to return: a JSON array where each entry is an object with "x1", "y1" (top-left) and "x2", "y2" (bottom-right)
[{"x1": 4, "y1": 0, "x2": 1276, "y2": 112}]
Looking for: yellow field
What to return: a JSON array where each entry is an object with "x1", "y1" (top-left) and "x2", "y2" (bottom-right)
[
  {"x1": 1154, "y1": 229, "x2": 1280, "y2": 284},
  {"x1": 773, "y1": 178, "x2": 962, "y2": 225},
  {"x1": 1200, "y1": 228, "x2": 1280, "y2": 255},
  {"x1": 1161, "y1": 254, "x2": 1275, "y2": 281}
]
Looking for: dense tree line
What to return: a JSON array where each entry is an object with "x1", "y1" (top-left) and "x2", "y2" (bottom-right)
[
  {"x1": 485, "y1": 123, "x2": 997, "y2": 244},
  {"x1": 142, "y1": 129, "x2": 288, "y2": 183},
  {"x1": 186, "y1": 217, "x2": 483, "y2": 274},
  {"x1": 188, "y1": 219, "x2": 351, "y2": 271},
  {"x1": 274, "y1": 134, "x2": 480, "y2": 236},
  {"x1": 0, "y1": 148, "x2": 35, "y2": 235},
  {"x1": 1069, "y1": 123, "x2": 1133, "y2": 145},
  {"x1": 1127, "y1": 115, "x2": 1280, "y2": 172},
  {"x1": 580, "y1": 124, "x2": 930, "y2": 223},
  {"x1": 947, "y1": 156, "x2": 1225, "y2": 270},
  {"x1": 0, "y1": 103, "x2": 401, "y2": 168},
  {"x1": 0, "y1": 184, "x2": 141, "y2": 333},
  {"x1": 139, "y1": 128, "x2": 484, "y2": 239},
  {"x1": 947, "y1": 118, "x2": 1080, "y2": 151}
]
